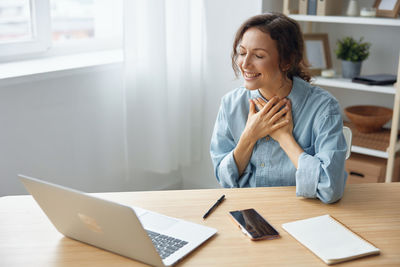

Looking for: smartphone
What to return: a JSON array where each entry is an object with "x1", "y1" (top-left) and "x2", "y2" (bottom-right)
[{"x1": 229, "y1": 208, "x2": 280, "y2": 241}]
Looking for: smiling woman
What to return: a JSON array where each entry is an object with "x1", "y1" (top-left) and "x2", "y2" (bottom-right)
[
  {"x1": 237, "y1": 28, "x2": 288, "y2": 100},
  {"x1": 210, "y1": 13, "x2": 348, "y2": 204}
]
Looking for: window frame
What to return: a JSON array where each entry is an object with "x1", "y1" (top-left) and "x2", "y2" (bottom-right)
[
  {"x1": 0, "y1": 0, "x2": 123, "y2": 63},
  {"x1": 0, "y1": 0, "x2": 51, "y2": 60}
]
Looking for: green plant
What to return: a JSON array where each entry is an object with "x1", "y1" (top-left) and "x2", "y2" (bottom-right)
[{"x1": 335, "y1": 37, "x2": 371, "y2": 62}]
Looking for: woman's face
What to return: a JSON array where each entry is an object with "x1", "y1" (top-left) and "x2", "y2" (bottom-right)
[{"x1": 237, "y1": 27, "x2": 284, "y2": 92}]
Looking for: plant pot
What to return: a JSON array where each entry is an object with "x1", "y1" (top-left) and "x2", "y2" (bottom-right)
[{"x1": 342, "y1": 60, "x2": 362, "y2": 79}]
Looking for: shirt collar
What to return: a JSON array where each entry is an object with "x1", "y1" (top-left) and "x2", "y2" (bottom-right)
[
  {"x1": 249, "y1": 76, "x2": 309, "y2": 114},
  {"x1": 287, "y1": 76, "x2": 310, "y2": 113}
]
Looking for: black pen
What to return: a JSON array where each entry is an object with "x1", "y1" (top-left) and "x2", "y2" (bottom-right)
[{"x1": 203, "y1": 195, "x2": 225, "y2": 219}]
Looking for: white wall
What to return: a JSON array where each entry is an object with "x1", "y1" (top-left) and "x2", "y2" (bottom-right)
[
  {"x1": 0, "y1": 65, "x2": 123, "y2": 195},
  {"x1": 0, "y1": 65, "x2": 181, "y2": 196}
]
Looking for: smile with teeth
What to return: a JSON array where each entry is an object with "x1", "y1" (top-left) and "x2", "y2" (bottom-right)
[{"x1": 244, "y1": 72, "x2": 261, "y2": 79}]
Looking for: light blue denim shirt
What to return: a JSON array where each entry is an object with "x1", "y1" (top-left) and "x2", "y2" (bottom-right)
[{"x1": 210, "y1": 76, "x2": 347, "y2": 203}]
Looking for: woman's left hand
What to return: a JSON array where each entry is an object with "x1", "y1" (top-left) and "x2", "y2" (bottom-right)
[
  {"x1": 254, "y1": 97, "x2": 304, "y2": 169},
  {"x1": 253, "y1": 97, "x2": 293, "y2": 144}
]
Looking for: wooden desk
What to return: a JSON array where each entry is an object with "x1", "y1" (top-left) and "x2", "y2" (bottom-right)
[{"x1": 1, "y1": 183, "x2": 399, "y2": 266}]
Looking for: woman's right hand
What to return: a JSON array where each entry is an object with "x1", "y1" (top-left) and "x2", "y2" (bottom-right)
[
  {"x1": 233, "y1": 96, "x2": 289, "y2": 176},
  {"x1": 243, "y1": 96, "x2": 289, "y2": 143}
]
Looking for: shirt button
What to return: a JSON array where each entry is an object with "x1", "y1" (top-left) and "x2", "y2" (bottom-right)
[
  {"x1": 265, "y1": 136, "x2": 270, "y2": 141},
  {"x1": 260, "y1": 163, "x2": 265, "y2": 167}
]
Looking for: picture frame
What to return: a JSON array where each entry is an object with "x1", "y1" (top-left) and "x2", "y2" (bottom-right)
[
  {"x1": 303, "y1": 33, "x2": 332, "y2": 76},
  {"x1": 373, "y1": 0, "x2": 400, "y2": 18}
]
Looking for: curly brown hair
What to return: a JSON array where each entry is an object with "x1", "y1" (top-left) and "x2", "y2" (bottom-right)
[{"x1": 232, "y1": 13, "x2": 311, "y2": 82}]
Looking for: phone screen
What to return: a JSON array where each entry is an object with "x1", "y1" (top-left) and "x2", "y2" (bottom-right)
[{"x1": 229, "y1": 208, "x2": 279, "y2": 240}]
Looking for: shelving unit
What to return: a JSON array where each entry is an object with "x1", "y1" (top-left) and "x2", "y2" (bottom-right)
[
  {"x1": 288, "y1": 15, "x2": 400, "y2": 26},
  {"x1": 313, "y1": 77, "x2": 396, "y2": 94},
  {"x1": 342, "y1": 121, "x2": 394, "y2": 159},
  {"x1": 288, "y1": 14, "x2": 400, "y2": 183}
]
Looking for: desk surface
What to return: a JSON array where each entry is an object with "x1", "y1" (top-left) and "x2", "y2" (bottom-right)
[{"x1": 1, "y1": 183, "x2": 400, "y2": 266}]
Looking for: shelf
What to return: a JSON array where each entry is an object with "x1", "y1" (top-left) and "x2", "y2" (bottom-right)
[
  {"x1": 351, "y1": 142, "x2": 400, "y2": 159},
  {"x1": 288, "y1": 15, "x2": 400, "y2": 26},
  {"x1": 312, "y1": 77, "x2": 396, "y2": 94},
  {"x1": 344, "y1": 122, "x2": 400, "y2": 159},
  {"x1": 351, "y1": 145, "x2": 388, "y2": 159}
]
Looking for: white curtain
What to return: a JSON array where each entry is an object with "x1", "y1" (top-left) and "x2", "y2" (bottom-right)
[{"x1": 123, "y1": 0, "x2": 205, "y2": 173}]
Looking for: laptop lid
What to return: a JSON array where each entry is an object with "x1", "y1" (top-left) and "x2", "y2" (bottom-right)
[{"x1": 19, "y1": 175, "x2": 216, "y2": 266}]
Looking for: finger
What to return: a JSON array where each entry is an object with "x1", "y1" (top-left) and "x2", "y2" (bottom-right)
[
  {"x1": 269, "y1": 105, "x2": 289, "y2": 123},
  {"x1": 248, "y1": 99, "x2": 256, "y2": 115},
  {"x1": 270, "y1": 119, "x2": 289, "y2": 131},
  {"x1": 259, "y1": 96, "x2": 279, "y2": 115},
  {"x1": 286, "y1": 100, "x2": 292, "y2": 119},
  {"x1": 284, "y1": 100, "x2": 292, "y2": 121},
  {"x1": 266, "y1": 98, "x2": 288, "y2": 120},
  {"x1": 253, "y1": 98, "x2": 263, "y2": 111},
  {"x1": 256, "y1": 97, "x2": 267, "y2": 107}
]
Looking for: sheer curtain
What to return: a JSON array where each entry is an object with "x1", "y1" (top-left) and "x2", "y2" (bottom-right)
[{"x1": 123, "y1": 0, "x2": 205, "y2": 173}]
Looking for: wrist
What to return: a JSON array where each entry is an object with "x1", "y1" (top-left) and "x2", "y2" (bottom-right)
[
  {"x1": 278, "y1": 134, "x2": 303, "y2": 169},
  {"x1": 278, "y1": 133, "x2": 295, "y2": 149},
  {"x1": 240, "y1": 130, "x2": 257, "y2": 147},
  {"x1": 275, "y1": 131, "x2": 291, "y2": 144},
  {"x1": 280, "y1": 134, "x2": 303, "y2": 156}
]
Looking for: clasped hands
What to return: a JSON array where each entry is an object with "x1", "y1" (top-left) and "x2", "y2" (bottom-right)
[{"x1": 244, "y1": 96, "x2": 293, "y2": 144}]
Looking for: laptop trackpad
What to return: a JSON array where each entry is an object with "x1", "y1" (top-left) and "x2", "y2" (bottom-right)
[{"x1": 139, "y1": 212, "x2": 178, "y2": 231}]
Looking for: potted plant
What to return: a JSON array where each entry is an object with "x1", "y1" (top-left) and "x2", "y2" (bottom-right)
[{"x1": 335, "y1": 36, "x2": 371, "y2": 79}]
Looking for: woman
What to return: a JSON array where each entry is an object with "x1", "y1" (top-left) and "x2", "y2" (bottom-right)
[{"x1": 210, "y1": 13, "x2": 347, "y2": 203}]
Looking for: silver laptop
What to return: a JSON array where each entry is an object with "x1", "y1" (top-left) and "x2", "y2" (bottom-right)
[{"x1": 19, "y1": 175, "x2": 217, "y2": 266}]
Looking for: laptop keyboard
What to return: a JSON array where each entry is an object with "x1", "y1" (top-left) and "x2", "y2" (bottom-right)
[{"x1": 146, "y1": 230, "x2": 188, "y2": 259}]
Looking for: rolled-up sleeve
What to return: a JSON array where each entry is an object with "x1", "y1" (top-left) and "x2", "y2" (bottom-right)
[
  {"x1": 296, "y1": 113, "x2": 347, "y2": 204},
  {"x1": 210, "y1": 104, "x2": 240, "y2": 187}
]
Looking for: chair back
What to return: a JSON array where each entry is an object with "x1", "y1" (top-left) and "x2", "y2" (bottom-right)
[{"x1": 343, "y1": 126, "x2": 352, "y2": 160}]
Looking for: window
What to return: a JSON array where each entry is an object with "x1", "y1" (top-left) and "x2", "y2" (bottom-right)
[
  {"x1": 0, "y1": 0, "x2": 51, "y2": 59},
  {"x1": 0, "y1": 0, "x2": 33, "y2": 43},
  {"x1": 50, "y1": 0, "x2": 123, "y2": 50},
  {"x1": 51, "y1": 0, "x2": 96, "y2": 43},
  {"x1": 0, "y1": 0, "x2": 122, "y2": 62}
]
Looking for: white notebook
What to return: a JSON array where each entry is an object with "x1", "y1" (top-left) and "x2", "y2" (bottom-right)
[{"x1": 282, "y1": 215, "x2": 380, "y2": 265}]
